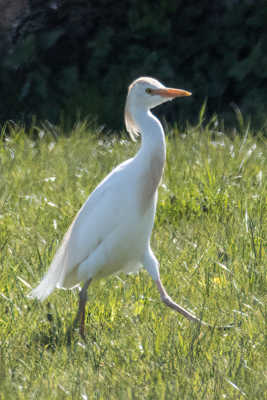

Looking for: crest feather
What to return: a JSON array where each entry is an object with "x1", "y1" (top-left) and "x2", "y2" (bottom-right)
[{"x1": 124, "y1": 102, "x2": 139, "y2": 142}]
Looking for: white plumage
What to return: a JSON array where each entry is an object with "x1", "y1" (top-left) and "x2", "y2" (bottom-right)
[{"x1": 31, "y1": 77, "x2": 215, "y2": 337}]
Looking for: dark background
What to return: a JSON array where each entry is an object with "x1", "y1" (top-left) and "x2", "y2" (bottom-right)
[{"x1": 1, "y1": 0, "x2": 267, "y2": 132}]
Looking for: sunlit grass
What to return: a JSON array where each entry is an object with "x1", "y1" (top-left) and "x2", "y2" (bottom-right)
[{"x1": 0, "y1": 119, "x2": 266, "y2": 399}]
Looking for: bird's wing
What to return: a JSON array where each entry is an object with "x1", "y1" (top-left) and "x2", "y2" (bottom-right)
[{"x1": 30, "y1": 158, "x2": 134, "y2": 300}]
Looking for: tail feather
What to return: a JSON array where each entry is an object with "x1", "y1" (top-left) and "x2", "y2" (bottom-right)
[
  {"x1": 29, "y1": 253, "x2": 65, "y2": 301},
  {"x1": 29, "y1": 230, "x2": 71, "y2": 301},
  {"x1": 29, "y1": 217, "x2": 89, "y2": 301},
  {"x1": 29, "y1": 276, "x2": 57, "y2": 302}
]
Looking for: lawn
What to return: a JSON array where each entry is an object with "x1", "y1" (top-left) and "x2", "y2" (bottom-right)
[{"x1": 0, "y1": 119, "x2": 266, "y2": 399}]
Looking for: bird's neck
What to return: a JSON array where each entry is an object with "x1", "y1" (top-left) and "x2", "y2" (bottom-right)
[
  {"x1": 134, "y1": 108, "x2": 166, "y2": 165},
  {"x1": 130, "y1": 108, "x2": 166, "y2": 205}
]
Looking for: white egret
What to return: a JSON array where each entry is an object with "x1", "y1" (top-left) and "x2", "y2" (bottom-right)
[{"x1": 30, "y1": 77, "x2": 229, "y2": 336}]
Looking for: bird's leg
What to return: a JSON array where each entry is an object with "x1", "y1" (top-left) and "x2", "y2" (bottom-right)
[
  {"x1": 155, "y1": 278, "x2": 208, "y2": 326},
  {"x1": 73, "y1": 278, "x2": 92, "y2": 338},
  {"x1": 144, "y1": 250, "x2": 207, "y2": 325},
  {"x1": 155, "y1": 279, "x2": 233, "y2": 330}
]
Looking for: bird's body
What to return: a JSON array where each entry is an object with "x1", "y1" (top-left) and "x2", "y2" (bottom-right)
[
  {"x1": 32, "y1": 112, "x2": 164, "y2": 299},
  {"x1": 31, "y1": 77, "x2": 227, "y2": 337}
]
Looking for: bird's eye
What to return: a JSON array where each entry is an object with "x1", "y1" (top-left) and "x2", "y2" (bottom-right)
[{"x1": 145, "y1": 88, "x2": 152, "y2": 94}]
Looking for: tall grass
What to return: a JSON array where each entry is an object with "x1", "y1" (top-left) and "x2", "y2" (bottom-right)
[{"x1": 0, "y1": 119, "x2": 266, "y2": 399}]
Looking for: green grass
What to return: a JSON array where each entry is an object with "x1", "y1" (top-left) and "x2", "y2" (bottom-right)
[{"x1": 0, "y1": 119, "x2": 266, "y2": 399}]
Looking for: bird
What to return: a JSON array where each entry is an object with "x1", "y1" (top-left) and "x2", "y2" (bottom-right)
[{"x1": 30, "y1": 76, "x2": 226, "y2": 337}]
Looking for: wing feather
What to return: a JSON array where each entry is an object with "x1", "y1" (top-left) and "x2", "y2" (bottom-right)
[{"x1": 30, "y1": 159, "x2": 132, "y2": 301}]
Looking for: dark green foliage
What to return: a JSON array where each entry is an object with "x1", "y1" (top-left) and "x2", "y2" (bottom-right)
[{"x1": 1, "y1": 0, "x2": 267, "y2": 130}]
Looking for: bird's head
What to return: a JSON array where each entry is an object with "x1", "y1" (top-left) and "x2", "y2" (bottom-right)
[{"x1": 125, "y1": 77, "x2": 191, "y2": 141}]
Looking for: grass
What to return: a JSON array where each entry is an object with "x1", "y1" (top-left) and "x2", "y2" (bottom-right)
[{"x1": 0, "y1": 118, "x2": 266, "y2": 399}]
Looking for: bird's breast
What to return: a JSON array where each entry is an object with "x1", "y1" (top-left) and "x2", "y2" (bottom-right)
[{"x1": 139, "y1": 153, "x2": 164, "y2": 215}]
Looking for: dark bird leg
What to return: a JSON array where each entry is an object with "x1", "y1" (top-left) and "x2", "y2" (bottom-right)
[{"x1": 73, "y1": 278, "x2": 92, "y2": 338}]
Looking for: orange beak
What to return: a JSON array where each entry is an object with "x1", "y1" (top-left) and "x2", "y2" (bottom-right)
[{"x1": 151, "y1": 87, "x2": 192, "y2": 98}]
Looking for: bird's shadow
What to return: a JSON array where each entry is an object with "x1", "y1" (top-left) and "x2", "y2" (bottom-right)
[
  {"x1": 30, "y1": 319, "x2": 86, "y2": 350},
  {"x1": 28, "y1": 301, "x2": 86, "y2": 350}
]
